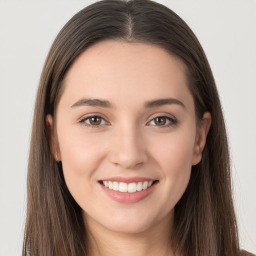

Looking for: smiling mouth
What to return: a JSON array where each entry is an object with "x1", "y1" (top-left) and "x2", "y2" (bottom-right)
[{"x1": 99, "y1": 180, "x2": 159, "y2": 193}]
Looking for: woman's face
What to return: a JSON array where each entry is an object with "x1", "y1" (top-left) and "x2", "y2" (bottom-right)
[{"x1": 47, "y1": 40, "x2": 210, "y2": 235}]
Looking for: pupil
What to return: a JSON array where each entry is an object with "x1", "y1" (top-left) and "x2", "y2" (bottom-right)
[
  {"x1": 91, "y1": 116, "x2": 101, "y2": 125},
  {"x1": 155, "y1": 117, "x2": 166, "y2": 125}
]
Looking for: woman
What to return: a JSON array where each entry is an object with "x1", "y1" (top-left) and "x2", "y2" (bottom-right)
[{"x1": 22, "y1": 0, "x2": 254, "y2": 255}]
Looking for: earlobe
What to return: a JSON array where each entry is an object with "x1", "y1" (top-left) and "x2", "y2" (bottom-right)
[
  {"x1": 192, "y1": 112, "x2": 211, "y2": 166},
  {"x1": 46, "y1": 114, "x2": 61, "y2": 161}
]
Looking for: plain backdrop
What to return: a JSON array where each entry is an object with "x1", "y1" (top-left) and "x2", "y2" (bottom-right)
[{"x1": 0, "y1": 1, "x2": 255, "y2": 255}]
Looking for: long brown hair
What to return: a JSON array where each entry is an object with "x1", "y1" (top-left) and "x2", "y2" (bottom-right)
[{"x1": 23, "y1": 0, "x2": 240, "y2": 255}]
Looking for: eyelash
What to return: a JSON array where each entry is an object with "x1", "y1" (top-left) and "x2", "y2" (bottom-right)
[
  {"x1": 80, "y1": 115, "x2": 109, "y2": 128},
  {"x1": 147, "y1": 115, "x2": 177, "y2": 128},
  {"x1": 79, "y1": 114, "x2": 178, "y2": 128}
]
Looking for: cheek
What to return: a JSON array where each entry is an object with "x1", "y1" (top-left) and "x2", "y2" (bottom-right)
[
  {"x1": 58, "y1": 125, "x2": 107, "y2": 173},
  {"x1": 151, "y1": 128, "x2": 196, "y2": 172},
  {"x1": 149, "y1": 127, "x2": 196, "y2": 202},
  {"x1": 57, "y1": 125, "x2": 108, "y2": 201}
]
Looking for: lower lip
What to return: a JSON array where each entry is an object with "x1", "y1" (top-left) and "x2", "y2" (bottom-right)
[{"x1": 100, "y1": 182, "x2": 158, "y2": 203}]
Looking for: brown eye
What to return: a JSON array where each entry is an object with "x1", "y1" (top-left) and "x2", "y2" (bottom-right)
[
  {"x1": 148, "y1": 115, "x2": 177, "y2": 127},
  {"x1": 89, "y1": 116, "x2": 102, "y2": 125},
  {"x1": 82, "y1": 116, "x2": 107, "y2": 127},
  {"x1": 154, "y1": 117, "x2": 167, "y2": 126}
]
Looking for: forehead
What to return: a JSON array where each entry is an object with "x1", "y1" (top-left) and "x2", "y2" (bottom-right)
[{"x1": 59, "y1": 40, "x2": 193, "y2": 110}]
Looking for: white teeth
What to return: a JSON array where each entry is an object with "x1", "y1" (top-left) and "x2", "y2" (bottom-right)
[
  {"x1": 119, "y1": 182, "x2": 128, "y2": 192},
  {"x1": 128, "y1": 183, "x2": 137, "y2": 193},
  {"x1": 102, "y1": 180, "x2": 155, "y2": 193},
  {"x1": 103, "y1": 181, "x2": 109, "y2": 188},
  {"x1": 112, "y1": 182, "x2": 119, "y2": 191},
  {"x1": 142, "y1": 181, "x2": 148, "y2": 190},
  {"x1": 136, "y1": 182, "x2": 143, "y2": 191}
]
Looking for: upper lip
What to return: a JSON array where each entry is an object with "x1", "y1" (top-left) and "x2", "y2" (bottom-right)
[{"x1": 99, "y1": 176, "x2": 158, "y2": 183}]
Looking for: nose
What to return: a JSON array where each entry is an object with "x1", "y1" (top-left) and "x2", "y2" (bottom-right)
[{"x1": 109, "y1": 124, "x2": 148, "y2": 169}]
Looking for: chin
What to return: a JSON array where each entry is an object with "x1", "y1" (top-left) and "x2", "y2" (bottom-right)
[
  {"x1": 101, "y1": 210, "x2": 163, "y2": 235},
  {"x1": 105, "y1": 220, "x2": 153, "y2": 234}
]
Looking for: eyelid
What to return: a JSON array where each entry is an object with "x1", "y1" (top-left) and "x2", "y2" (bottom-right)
[
  {"x1": 79, "y1": 114, "x2": 109, "y2": 128},
  {"x1": 79, "y1": 113, "x2": 178, "y2": 128},
  {"x1": 147, "y1": 113, "x2": 178, "y2": 127}
]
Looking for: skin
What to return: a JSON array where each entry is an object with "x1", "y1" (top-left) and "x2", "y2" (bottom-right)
[{"x1": 47, "y1": 40, "x2": 211, "y2": 256}]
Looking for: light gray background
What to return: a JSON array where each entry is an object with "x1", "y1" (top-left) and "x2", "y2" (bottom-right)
[{"x1": 0, "y1": 1, "x2": 255, "y2": 255}]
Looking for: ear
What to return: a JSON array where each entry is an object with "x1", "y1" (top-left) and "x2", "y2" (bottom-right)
[
  {"x1": 192, "y1": 112, "x2": 211, "y2": 166},
  {"x1": 46, "y1": 114, "x2": 61, "y2": 162}
]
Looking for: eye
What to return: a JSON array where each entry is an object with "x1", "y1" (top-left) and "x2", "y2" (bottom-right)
[
  {"x1": 148, "y1": 115, "x2": 177, "y2": 127},
  {"x1": 80, "y1": 115, "x2": 108, "y2": 127}
]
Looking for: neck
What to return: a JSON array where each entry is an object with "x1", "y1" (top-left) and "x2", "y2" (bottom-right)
[{"x1": 84, "y1": 212, "x2": 177, "y2": 256}]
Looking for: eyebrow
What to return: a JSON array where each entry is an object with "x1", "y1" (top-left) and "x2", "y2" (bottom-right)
[
  {"x1": 71, "y1": 98, "x2": 112, "y2": 108},
  {"x1": 144, "y1": 98, "x2": 186, "y2": 109},
  {"x1": 71, "y1": 97, "x2": 186, "y2": 109}
]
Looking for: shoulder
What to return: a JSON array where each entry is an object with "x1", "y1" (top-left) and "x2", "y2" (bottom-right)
[{"x1": 240, "y1": 250, "x2": 256, "y2": 256}]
